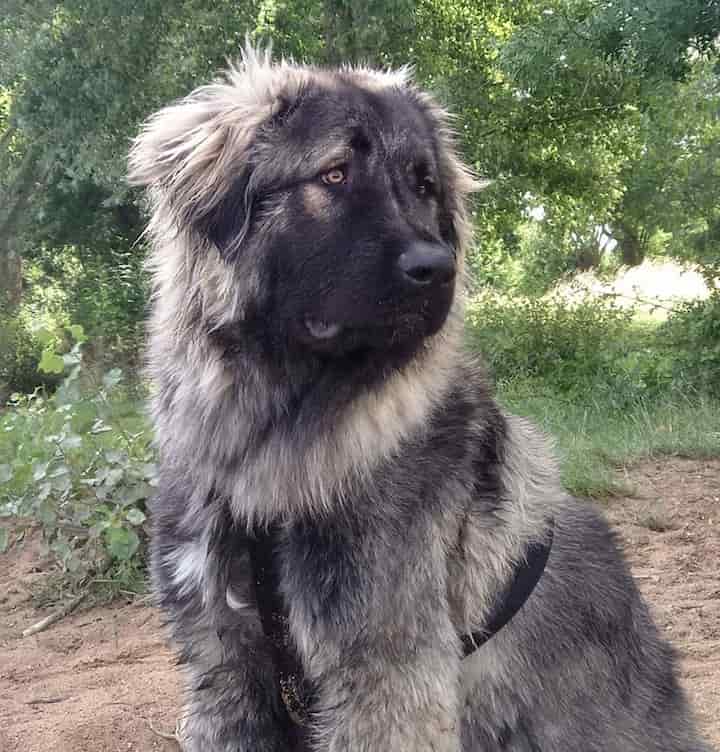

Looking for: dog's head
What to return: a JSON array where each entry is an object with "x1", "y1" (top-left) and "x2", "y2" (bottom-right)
[{"x1": 129, "y1": 47, "x2": 478, "y2": 365}]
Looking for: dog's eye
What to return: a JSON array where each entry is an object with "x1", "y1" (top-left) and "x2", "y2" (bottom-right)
[
  {"x1": 417, "y1": 174, "x2": 436, "y2": 198},
  {"x1": 321, "y1": 167, "x2": 347, "y2": 185}
]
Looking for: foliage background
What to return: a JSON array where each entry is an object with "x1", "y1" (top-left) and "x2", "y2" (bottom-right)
[{"x1": 1, "y1": 0, "x2": 719, "y2": 584}]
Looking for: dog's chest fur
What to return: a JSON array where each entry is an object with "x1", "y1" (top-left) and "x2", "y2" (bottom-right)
[{"x1": 223, "y1": 383, "x2": 529, "y2": 679}]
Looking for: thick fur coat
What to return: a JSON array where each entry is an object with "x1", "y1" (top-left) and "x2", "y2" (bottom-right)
[{"x1": 129, "y1": 49, "x2": 709, "y2": 751}]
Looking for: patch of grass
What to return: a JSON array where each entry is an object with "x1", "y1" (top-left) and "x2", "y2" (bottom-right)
[
  {"x1": 498, "y1": 377, "x2": 720, "y2": 499},
  {"x1": 635, "y1": 511, "x2": 675, "y2": 533},
  {"x1": 27, "y1": 559, "x2": 148, "y2": 609}
]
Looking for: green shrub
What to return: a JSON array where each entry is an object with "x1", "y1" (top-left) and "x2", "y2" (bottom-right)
[
  {"x1": 62, "y1": 249, "x2": 148, "y2": 372},
  {"x1": 660, "y1": 292, "x2": 720, "y2": 396},
  {"x1": 23, "y1": 247, "x2": 149, "y2": 375},
  {"x1": 465, "y1": 292, "x2": 674, "y2": 406},
  {"x1": 0, "y1": 329, "x2": 154, "y2": 587},
  {"x1": 510, "y1": 222, "x2": 579, "y2": 295},
  {"x1": 0, "y1": 307, "x2": 61, "y2": 400}
]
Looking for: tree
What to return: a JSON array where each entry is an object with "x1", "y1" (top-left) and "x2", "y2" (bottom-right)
[{"x1": 1, "y1": 0, "x2": 718, "y2": 313}]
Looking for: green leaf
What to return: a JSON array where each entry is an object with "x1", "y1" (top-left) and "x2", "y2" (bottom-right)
[
  {"x1": 68, "y1": 324, "x2": 87, "y2": 343},
  {"x1": 0, "y1": 465, "x2": 12, "y2": 483},
  {"x1": 38, "y1": 348, "x2": 65, "y2": 374},
  {"x1": 51, "y1": 538, "x2": 72, "y2": 562},
  {"x1": 61, "y1": 434, "x2": 83, "y2": 450},
  {"x1": 125, "y1": 508, "x2": 146, "y2": 526},
  {"x1": 71, "y1": 403, "x2": 98, "y2": 432},
  {"x1": 102, "y1": 368, "x2": 123, "y2": 389},
  {"x1": 141, "y1": 462, "x2": 158, "y2": 480},
  {"x1": 51, "y1": 474, "x2": 72, "y2": 495},
  {"x1": 118, "y1": 482, "x2": 152, "y2": 506},
  {"x1": 32, "y1": 462, "x2": 49, "y2": 481},
  {"x1": 0, "y1": 528, "x2": 8, "y2": 553},
  {"x1": 37, "y1": 500, "x2": 57, "y2": 527},
  {"x1": 66, "y1": 554, "x2": 83, "y2": 573},
  {"x1": 106, "y1": 526, "x2": 140, "y2": 561},
  {"x1": 104, "y1": 468, "x2": 124, "y2": 488},
  {"x1": 34, "y1": 327, "x2": 55, "y2": 346},
  {"x1": 104, "y1": 449, "x2": 125, "y2": 465}
]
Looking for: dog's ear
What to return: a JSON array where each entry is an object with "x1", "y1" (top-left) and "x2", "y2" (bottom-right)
[{"x1": 128, "y1": 47, "x2": 303, "y2": 257}]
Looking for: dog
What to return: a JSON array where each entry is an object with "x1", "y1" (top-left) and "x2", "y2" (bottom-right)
[{"x1": 128, "y1": 47, "x2": 709, "y2": 751}]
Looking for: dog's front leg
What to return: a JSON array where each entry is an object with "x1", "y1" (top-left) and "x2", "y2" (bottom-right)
[
  {"x1": 313, "y1": 633, "x2": 462, "y2": 752},
  {"x1": 176, "y1": 641, "x2": 292, "y2": 752},
  {"x1": 293, "y1": 544, "x2": 461, "y2": 752},
  {"x1": 152, "y1": 492, "x2": 293, "y2": 752},
  {"x1": 286, "y1": 508, "x2": 463, "y2": 751}
]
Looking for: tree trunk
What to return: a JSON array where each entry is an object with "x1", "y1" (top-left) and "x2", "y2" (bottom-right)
[
  {"x1": 0, "y1": 250, "x2": 22, "y2": 309},
  {"x1": 573, "y1": 231, "x2": 602, "y2": 271},
  {"x1": 575, "y1": 243, "x2": 602, "y2": 271},
  {"x1": 0, "y1": 146, "x2": 42, "y2": 310},
  {"x1": 616, "y1": 221, "x2": 646, "y2": 267}
]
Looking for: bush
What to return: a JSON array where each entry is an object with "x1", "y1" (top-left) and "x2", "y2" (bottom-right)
[
  {"x1": 62, "y1": 249, "x2": 148, "y2": 372},
  {"x1": 0, "y1": 307, "x2": 61, "y2": 400},
  {"x1": 660, "y1": 292, "x2": 720, "y2": 396},
  {"x1": 23, "y1": 247, "x2": 149, "y2": 375},
  {"x1": 0, "y1": 329, "x2": 154, "y2": 587},
  {"x1": 465, "y1": 292, "x2": 675, "y2": 406}
]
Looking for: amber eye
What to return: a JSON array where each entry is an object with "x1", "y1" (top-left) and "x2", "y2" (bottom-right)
[{"x1": 321, "y1": 167, "x2": 346, "y2": 185}]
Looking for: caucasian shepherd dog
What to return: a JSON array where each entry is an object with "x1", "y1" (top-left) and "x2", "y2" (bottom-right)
[{"x1": 129, "y1": 48, "x2": 709, "y2": 752}]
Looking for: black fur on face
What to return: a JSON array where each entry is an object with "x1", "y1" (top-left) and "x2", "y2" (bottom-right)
[{"x1": 203, "y1": 80, "x2": 460, "y2": 363}]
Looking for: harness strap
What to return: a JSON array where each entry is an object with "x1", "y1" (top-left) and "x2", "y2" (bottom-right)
[
  {"x1": 461, "y1": 521, "x2": 554, "y2": 656},
  {"x1": 247, "y1": 525, "x2": 315, "y2": 729}
]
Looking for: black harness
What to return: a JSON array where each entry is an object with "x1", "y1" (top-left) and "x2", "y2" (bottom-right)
[
  {"x1": 248, "y1": 528, "x2": 315, "y2": 730},
  {"x1": 460, "y1": 525, "x2": 554, "y2": 655},
  {"x1": 248, "y1": 521, "x2": 553, "y2": 730}
]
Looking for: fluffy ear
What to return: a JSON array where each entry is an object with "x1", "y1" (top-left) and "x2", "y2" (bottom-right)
[{"x1": 128, "y1": 46, "x2": 304, "y2": 256}]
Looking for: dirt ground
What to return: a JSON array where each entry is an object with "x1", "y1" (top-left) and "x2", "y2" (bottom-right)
[{"x1": 1, "y1": 457, "x2": 718, "y2": 751}]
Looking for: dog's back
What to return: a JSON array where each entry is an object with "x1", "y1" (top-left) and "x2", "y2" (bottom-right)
[{"x1": 461, "y1": 415, "x2": 706, "y2": 750}]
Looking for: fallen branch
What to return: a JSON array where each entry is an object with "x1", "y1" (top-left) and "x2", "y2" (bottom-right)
[{"x1": 21, "y1": 592, "x2": 87, "y2": 638}]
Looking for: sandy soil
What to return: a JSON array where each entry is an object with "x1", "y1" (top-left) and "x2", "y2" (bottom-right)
[
  {"x1": 1, "y1": 457, "x2": 718, "y2": 751},
  {"x1": 607, "y1": 457, "x2": 720, "y2": 746}
]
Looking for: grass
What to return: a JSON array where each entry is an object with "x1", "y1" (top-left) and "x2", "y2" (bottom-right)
[{"x1": 498, "y1": 377, "x2": 720, "y2": 498}]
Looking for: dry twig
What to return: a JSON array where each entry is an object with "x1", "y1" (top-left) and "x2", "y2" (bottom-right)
[
  {"x1": 21, "y1": 592, "x2": 87, "y2": 638},
  {"x1": 26, "y1": 696, "x2": 70, "y2": 705},
  {"x1": 148, "y1": 719, "x2": 182, "y2": 746}
]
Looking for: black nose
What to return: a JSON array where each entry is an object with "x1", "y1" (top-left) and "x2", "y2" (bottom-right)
[{"x1": 397, "y1": 242, "x2": 456, "y2": 287}]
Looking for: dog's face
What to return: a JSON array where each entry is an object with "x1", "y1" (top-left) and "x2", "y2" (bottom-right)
[{"x1": 130, "y1": 52, "x2": 476, "y2": 366}]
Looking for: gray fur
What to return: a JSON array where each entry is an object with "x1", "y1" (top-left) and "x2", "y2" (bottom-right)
[{"x1": 130, "y1": 48, "x2": 710, "y2": 751}]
